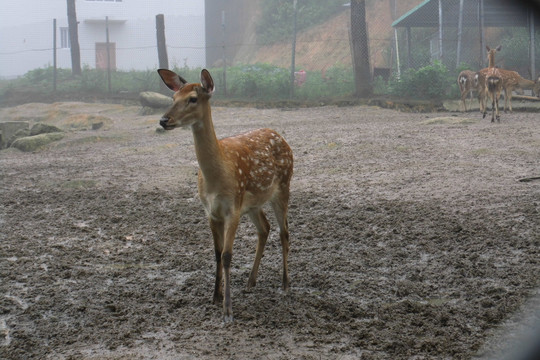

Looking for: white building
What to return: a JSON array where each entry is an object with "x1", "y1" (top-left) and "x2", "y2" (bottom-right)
[{"x1": 0, "y1": 0, "x2": 205, "y2": 78}]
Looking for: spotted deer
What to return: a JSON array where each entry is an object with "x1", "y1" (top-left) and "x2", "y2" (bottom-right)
[
  {"x1": 477, "y1": 45, "x2": 536, "y2": 116},
  {"x1": 157, "y1": 69, "x2": 293, "y2": 322},
  {"x1": 476, "y1": 46, "x2": 504, "y2": 121},
  {"x1": 533, "y1": 74, "x2": 540, "y2": 97},
  {"x1": 457, "y1": 70, "x2": 477, "y2": 112}
]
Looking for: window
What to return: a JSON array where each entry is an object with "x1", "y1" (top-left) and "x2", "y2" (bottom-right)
[{"x1": 60, "y1": 27, "x2": 70, "y2": 49}]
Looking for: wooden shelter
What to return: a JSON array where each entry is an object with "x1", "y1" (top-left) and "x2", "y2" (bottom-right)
[{"x1": 392, "y1": 0, "x2": 539, "y2": 77}]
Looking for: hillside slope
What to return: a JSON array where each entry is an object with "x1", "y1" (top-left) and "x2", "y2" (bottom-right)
[{"x1": 232, "y1": 0, "x2": 422, "y2": 72}]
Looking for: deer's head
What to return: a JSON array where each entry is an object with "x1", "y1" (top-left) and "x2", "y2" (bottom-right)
[
  {"x1": 157, "y1": 69, "x2": 215, "y2": 130},
  {"x1": 486, "y1": 45, "x2": 502, "y2": 67}
]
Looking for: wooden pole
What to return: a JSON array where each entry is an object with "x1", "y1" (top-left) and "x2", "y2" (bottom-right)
[
  {"x1": 456, "y1": 0, "x2": 464, "y2": 68},
  {"x1": 53, "y1": 19, "x2": 57, "y2": 92},
  {"x1": 156, "y1": 14, "x2": 169, "y2": 92},
  {"x1": 529, "y1": 9, "x2": 536, "y2": 79},
  {"x1": 221, "y1": 9, "x2": 227, "y2": 96},
  {"x1": 156, "y1": 14, "x2": 169, "y2": 69},
  {"x1": 67, "y1": 0, "x2": 82, "y2": 76},
  {"x1": 289, "y1": 0, "x2": 298, "y2": 99},
  {"x1": 106, "y1": 16, "x2": 111, "y2": 93},
  {"x1": 479, "y1": 0, "x2": 485, "y2": 67},
  {"x1": 438, "y1": 0, "x2": 443, "y2": 61}
]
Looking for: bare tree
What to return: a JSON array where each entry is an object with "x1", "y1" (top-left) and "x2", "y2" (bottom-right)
[
  {"x1": 67, "y1": 0, "x2": 82, "y2": 76},
  {"x1": 350, "y1": 0, "x2": 372, "y2": 97}
]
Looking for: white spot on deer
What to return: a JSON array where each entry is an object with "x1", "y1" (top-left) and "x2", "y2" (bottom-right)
[{"x1": 238, "y1": 168, "x2": 243, "y2": 175}]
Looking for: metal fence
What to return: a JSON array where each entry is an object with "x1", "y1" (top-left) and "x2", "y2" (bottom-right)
[{"x1": 1, "y1": 0, "x2": 539, "y2": 100}]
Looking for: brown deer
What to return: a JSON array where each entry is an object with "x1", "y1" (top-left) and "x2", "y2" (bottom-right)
[
  {"x1": 457, "y1": 70, "x2": 477, "y2": 112},
  {"x1": 476, "y1": 46, "x2": 503, "y2": 121},
  {"x1": 477, "y1": 45, "x2": 536, "y2": 115},
  {"x1": 534, "y1": 74, "x2": 540, "y2": 97},
  {"x1": 157, "y1": 69, "x2": 293, "y2": 322}
]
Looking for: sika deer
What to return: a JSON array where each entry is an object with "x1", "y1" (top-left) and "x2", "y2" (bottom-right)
[
  {"x1": 477, "y1": 46, "x2": 503, "y2": 121},
  {"x1": 477, "y1": 45, "x2": 536, "y2": 116},
  {"x1": 457, "y1": 70, "x2": 477, "y2": 112},
  {"x1": 157, "y1": 69, "x2": 293, "y2": 322}
]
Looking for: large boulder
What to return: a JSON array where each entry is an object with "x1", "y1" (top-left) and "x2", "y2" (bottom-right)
[
  {"x1": 0, "y1": 121, "x2": 29, "y2": 149},
  {"x1": 139, "y1": 91, "x2": 173, "y2": 108},
  {"x1": 30, "y1": 123, "x2": 63, "y2": 136},
  {"x1": 11, "y1": 132, "x2": 65, "y2": 152}
]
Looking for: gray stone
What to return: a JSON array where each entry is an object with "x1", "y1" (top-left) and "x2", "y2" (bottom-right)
[
  {"x1": 139, "y1": 91, "x2": 173, "y2": 108},
  {"x1": 0, "y1": 121, "x2": 29, "y2": 149}
]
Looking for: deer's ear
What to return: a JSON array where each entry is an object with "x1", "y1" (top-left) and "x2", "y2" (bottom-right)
[
  {"x1": 200, "y1": 69, "x2": 215, "y2": 95},
  {"x1": 486, "y1": 45, "x2": 491, "y2": 51},
  {"x1": 157, "y1": 69, "x2": 187, "y2": 92},
  {"x1": 496, "y1": 45, "x2": 502, "y2": 52}
]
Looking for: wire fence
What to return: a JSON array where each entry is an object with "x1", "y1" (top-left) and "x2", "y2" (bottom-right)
[{"x1": 1, "y1": 1, "x2": 539, "y2": 100}]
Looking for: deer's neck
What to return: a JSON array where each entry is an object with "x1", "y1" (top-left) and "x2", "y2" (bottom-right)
[
  {"x1": 488, "y1": 54, "x2": 495, "y2": 68},
  {"x1": 191, "y1": 105, "x2": 225, "y2": 180}
]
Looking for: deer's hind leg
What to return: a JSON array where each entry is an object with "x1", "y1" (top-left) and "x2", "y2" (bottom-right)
[
  {"x1": 247, "y1": 208, "x2": 270, "y2": 288},
  {"x1": 271, "y1": 188, "x2": 291, "y2": 291}
]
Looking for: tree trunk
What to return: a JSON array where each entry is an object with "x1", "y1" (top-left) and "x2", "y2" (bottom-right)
[
  {"x1": 67, "y1": 0, "x2": 82, "y2": 76},
  {"x1": 350, "y1": 0, "x2": 371, "y2": 97}
]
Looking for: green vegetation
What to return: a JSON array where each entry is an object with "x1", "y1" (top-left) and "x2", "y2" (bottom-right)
[
  {"x1": 499, "y1": 28, "x2": 540, "y2": 75},
  {"x1": 1, "y1": 64, "x2": 357, "y2": 103},
  {"x1": 1, "y1": 60, "x2": 472, "y2": 104},
  {"x1": 388, "y1": 61, "x2": 459, "y2": 100}
]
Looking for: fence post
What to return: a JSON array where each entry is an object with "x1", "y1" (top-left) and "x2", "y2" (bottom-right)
[
  {"x1": 106, "y1": 16, "x2": 112, "y2": 93},
  {"x1": 221, "y1": 9, "x2": 227, "y2": 96},
  {"x1": 156, "y1": 14, "x2": 169, "y2": 69},
  {"x1": 456, "y1": 0, "x2": 464, "y2": 68},
  {"x1": 156, "y1": 14, "x2": 169, "y2": 92},
  {"x1": 53, "y1": 19, "x2": 57, "y2": 92},
  {"x1": 289, "y1": 0, "x2": 298, "y2": 99},
  {"x1": 529, "y1": 9, "x2": 536, "y2": 80}
]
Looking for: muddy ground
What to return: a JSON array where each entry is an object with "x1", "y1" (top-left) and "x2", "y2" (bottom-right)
[{"x1": 1, "y1": 102, "x2": 539, "y2": 359}]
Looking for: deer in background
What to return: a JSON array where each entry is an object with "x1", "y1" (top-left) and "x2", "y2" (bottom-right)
[
  {"x1": 157, "y1": 69, "x2": 293, "y2": 322},
  {"x1": 534, "y1": 74, "x2": 540, "y2": 97},
  {"x1": 476, "y1": 45, "x2": 537, "y2": 116},
  {"x1": 457, "y1": 70, "x2": 477, "y2": 112}
]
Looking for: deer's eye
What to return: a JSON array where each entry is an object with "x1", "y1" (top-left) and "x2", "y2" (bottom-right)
[{"x1": 188, "y1": 97, "x2": 197, "y2": 104}]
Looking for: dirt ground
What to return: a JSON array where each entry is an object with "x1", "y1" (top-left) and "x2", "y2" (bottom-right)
[{"x1": 1, "y1": 101, "x2": 539, "y2": 359}]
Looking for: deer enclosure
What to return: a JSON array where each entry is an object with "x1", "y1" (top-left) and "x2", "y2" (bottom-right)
[{"x1": 1, "y1": 102, "x2": 539, "y2": 359}]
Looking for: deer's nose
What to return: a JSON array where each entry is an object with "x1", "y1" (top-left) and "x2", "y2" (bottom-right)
[{"x1": 159, "y1": 117, "x2": 169, "y2": 129}]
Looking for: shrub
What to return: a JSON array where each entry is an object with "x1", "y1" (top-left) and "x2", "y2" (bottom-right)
[{"x1": 389, "y1": 61, "x2": 455, "y2": 100}]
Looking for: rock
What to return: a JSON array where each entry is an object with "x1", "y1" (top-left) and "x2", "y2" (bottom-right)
[
  {"x1": 0, "y1": 121, "x2": 29, "y2": 149},
  {"x1": 7, "y1": 128, "x2": 31, "y2": 148},
  {"x1": 11, "y1": 132, "x2": 65, "y2": 152},
  {"x1": 30, "y1": 123, "x2": 63, "y2": 136},
  {"x1": 139, "y1": 91, "x2": 173, "y2": 108},
  {"x1": 92, "y1": 122, "x2": 104, "y2": 130}
]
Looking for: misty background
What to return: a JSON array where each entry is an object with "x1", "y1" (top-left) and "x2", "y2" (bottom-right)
[{"x1": 0, "y1": 0, "x2": 539, "y2": 103}]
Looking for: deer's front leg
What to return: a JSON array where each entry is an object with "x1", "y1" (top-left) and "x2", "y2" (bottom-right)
[
  {"x1": 222, "y1": 216, "x2": 240, "y2": 323},
  {"x1": 210, "y1": 218, "x2": 224, "y2": 305}
]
